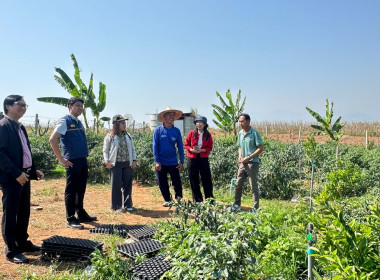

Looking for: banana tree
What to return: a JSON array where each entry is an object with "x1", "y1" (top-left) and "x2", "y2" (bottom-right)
[
  {"x1": 212, "y1": 89, "x2": 246, "y2": 137},
  {"x1": 306, "y1": 99, "x2": 346, "y2": 158},
  {"x1": 38, "y1": 54, "x2": 107, "y2": 132}
]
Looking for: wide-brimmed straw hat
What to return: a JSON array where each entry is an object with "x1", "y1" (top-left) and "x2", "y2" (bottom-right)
[{"x1": 157, "y1": 107, "x2": 183, "y2": 123}]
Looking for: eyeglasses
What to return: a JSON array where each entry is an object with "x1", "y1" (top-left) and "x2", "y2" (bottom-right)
[{"x1": 14, "y1": 102, "x2": 28, "y2": 109}]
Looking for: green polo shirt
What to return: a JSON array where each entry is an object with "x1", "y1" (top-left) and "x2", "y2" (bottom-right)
[{"x1": 237, "y1": 127, "x2": 263, "y2": 163}]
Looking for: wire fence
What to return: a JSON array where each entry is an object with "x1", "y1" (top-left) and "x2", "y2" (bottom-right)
[{"x1": 2, "y1": 113, "x2": 380, "y2": 142}]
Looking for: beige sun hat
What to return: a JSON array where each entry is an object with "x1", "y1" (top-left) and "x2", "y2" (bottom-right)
[{"x1": 157, "y1": 107, "x2": 183, "y2": 123}]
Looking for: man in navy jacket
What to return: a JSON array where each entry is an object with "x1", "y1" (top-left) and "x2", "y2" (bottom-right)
[
  {"x1": 0, "y1": 95, "x2": 44, "y2": 264},
  {"x1": 50, "y1": 97, "x2": 97, "y2": 230}
]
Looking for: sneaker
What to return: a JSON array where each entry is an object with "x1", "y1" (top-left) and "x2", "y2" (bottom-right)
[
  {"x1": 126, "y1": 207, "x2": 133, "y2": 211},
  {"x1": 251, "y1": 208, "x2": 258, "y2": 213},
  {"x1": 67, "y1": 218, "x2": 84, "y2": 230},
  {"x1": 77, "y1": 210, "x2": 97, "y2": 222},
  {"x1": 162, "y1": 201, "x2": 171, "y2": 207},
  {"x1": 115, "y1": 208, "x2": 122, "y2": 212},
  {"x1": 226, "y1": 204, "x2": 241, "y2": 212}
]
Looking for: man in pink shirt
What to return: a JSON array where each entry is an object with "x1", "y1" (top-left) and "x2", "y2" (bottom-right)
[{"x1": 0, "y1": 95, "x2": 44, "y2": 264}]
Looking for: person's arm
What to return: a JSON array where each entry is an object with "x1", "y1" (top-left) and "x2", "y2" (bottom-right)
[
  {"x1": 0, "y1": 124, "x2": 22, "y2": 179},
  {"x1": 177, "y1": 130, "x2": 184, "y2": 165},
  {"x1": 49, "y1": 131, "x2": 72, "y2": 168},
  {"x1": 238, "y1": 147, "x2": 243, "y2": 163},
  {"x1": 184, "y1": 131, "x2": 193, "y2": 152},
  {"x1": 241, "y1": 144, "x2": 264, "y2": 164},
  {"x1": 103, "y1": 134, "x2": 114, "y2": 169},
  {"x1": 130, "y1": 135, "x2": 137, "y2": 169},
  {"x1": 152, "y1": 127, "x2": 161, "y2": 171}
]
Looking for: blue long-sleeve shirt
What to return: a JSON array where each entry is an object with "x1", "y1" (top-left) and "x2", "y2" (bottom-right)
[{"x1": 153, "y1": 125, "x2": 184, "y2": 165}]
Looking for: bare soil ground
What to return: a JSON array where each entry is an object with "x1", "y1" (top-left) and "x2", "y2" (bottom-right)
[{"x1": 0, "y1": 179, "x2": 178, "y2": 279}]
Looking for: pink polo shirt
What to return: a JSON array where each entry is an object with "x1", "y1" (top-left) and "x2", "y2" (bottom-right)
[{"x1": 18, "y1": 126, "x2": 32, "y2": 168}]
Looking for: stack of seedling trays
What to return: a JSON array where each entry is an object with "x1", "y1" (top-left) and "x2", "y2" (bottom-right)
[
  {"x1": 131, "y1": 254, "x2": 172, "y2": 280},
  {"x1": 41, "y1": 235, "x2": 103, "y2": 261},
  {"x1": 116, "y1": 239, "x2": 164, "y2": 259},
  {"x1": 90, "y1": 224, "x2": 156, "y2": 240}
]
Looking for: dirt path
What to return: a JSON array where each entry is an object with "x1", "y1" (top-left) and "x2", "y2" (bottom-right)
[{"x1": 0, "y1": 179, "x2": 177, "y2": 279}]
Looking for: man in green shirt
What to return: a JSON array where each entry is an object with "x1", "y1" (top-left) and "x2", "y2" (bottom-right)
[{"x1": 230, "y1": 113, "x2": 264, "y2": 212}]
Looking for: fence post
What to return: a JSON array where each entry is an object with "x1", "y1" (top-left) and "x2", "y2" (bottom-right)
[
  {"x1": 365, "y1": 130, "x2": 368, "y2": 149},
  {"x1": 34, "y1": 114, "x2": 39, "y2": 136},
  {"x1": 265, "y1": 125, "x2": 268, "y2": 137}
]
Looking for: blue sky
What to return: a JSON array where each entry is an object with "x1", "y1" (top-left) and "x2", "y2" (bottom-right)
[{"x1": 1, "y1": 0, "x2": 379, "y2": 127}]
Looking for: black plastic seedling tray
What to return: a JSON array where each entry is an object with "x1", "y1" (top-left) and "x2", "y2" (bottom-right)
[
  {"x1": 116, "y1": 239, "x2": 164, "y2": 258},
  {"x1": 131, "y1": 254, "x2": 171, "y2": 280},
  {"x1": 90, "y1": 224, "x2": 156, "y2": 239},
  {"x1": 128, "y1": 225, "x2": 157, "y2": 240},
  {"x1": 41, "y1": 235, "x2": 103, "y2": 261}
]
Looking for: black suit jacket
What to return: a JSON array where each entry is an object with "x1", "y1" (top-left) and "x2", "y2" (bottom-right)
[{"x1": 0, "y1": 116, "x2": 37, "y2": 185}]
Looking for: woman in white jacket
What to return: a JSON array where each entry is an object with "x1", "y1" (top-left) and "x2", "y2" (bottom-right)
[{"x1": 103, "y1": 114, "x2": 137, "y2": 212}]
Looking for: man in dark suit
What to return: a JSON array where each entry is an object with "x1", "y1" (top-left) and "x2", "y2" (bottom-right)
[{"x1": 0, "y1": 95, "x2": 44, "y2": 264}]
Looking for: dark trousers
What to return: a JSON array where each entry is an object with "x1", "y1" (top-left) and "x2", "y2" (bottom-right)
[
  {"x1": 187, "y1": 156, "x2": 213, "y2": 202},
  {"x1": 155, "y1": 165, "x2": 183, "y2": 202},
  {"x1": 1, "y1": 182, "x2": 30, "y2": 258},
  {"x1": 65, "y1": 157, "x2": 88, "y2": 220},
  {"x1": 110, "y1": 161, "x2": 133, "y2": 210}
]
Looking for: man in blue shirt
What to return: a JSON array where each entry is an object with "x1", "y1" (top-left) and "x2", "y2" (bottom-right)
[
  {"x1": 230, "y1": 113, "x2": 264, "y2": 212},
  {"x1": 152, "y1": 108, "x2": 184, "y2": 206},
  {"x1": 50, "y1": 97, "x2": 97, "y2": 229}
]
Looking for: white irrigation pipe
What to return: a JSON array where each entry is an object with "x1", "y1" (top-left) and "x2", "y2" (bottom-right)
[{"x1": 307, "y1": 160, "x2": 316, "y2": 280}]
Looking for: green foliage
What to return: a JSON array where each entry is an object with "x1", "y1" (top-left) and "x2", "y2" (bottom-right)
[
  {"x1": 132, "y1": 131, "x2": 156, "y2": 184},
  {"x1": 87, "y1": 144, "x2": 109, "y2": 184},
  {"x1": 209, "y1": 136, "x2": 238, "y2": 188},
  {"x1": 157, "y1": 200, "x2": 257, "y2": 279},
  {"x1": 29, "y1": 135, "x2": 57, "y2": 174},
  {"x1": 311, "y1": 200, "x2": 380, "y2": 279},
  {"x1": 306, "y1": 99, "x2": 347, "y2": 142},
  {"x1": 38, "y1": 53, "x2": 107, "y2": 133},
  {"x1": 86, "y1": 248, "x2": 132, "y2": 279},
  {"x1": 323, "y1": 160, "x2": 367, "y2": 200},
  {"x1": 259, "y1": 140, "x2": 300, "y2": 199},
  {"x1": 211, "y1": 89, "x2": 246, "y2": 137}
]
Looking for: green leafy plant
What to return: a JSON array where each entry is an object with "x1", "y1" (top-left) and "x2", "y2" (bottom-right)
[
  {"x1": 306, "y1": 99, "x2": 346, "y2": 158},
  {"x1": 157, "y1": 200, "x2": 257, "y2": 279},
  {"x1": 87, "y1": 248, "x2": 132, "y2": 279},
  {"x1": 323, "y1": 160, "x2": 367, "y2": 200},
  {"x1": 311, "y1": 200, "x2": 380, "y2": 279},
  {"x1": 38, "y1": 53, "x2": 107, "y2": 133},
  {"x1": 212, "y1": 89, "x2": 246, "y2": 138}
]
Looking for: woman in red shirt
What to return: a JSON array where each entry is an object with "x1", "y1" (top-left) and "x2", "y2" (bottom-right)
[{"x1": 184, "y1": 116, "x2": 214, "y2": 202}]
